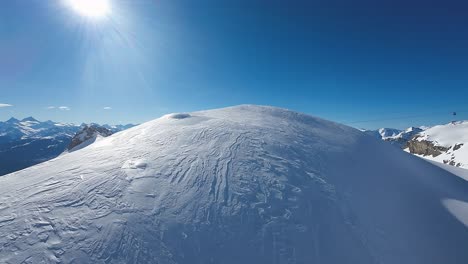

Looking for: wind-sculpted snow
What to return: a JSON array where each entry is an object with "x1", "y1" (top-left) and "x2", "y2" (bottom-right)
[{"x1": 1, "y1": 105, "x2": 468, "y2": 263}]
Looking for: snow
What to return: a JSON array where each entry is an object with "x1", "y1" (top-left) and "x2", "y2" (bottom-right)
[
  {"x1": 414, "y1": 144, "x2": 468, "y2": 169},
  {"x1": 442, "y1": 199, "x2": 468, "y2": 227},
  {"x1": 68, "y1": 134, "x2": 105, "y2": 152},
  {"x1": 413, "y1": 121, "x2": 468, "y2": 168},
  {"x1": 165, "y1": 113, "x2": 192, "y2": 119},
  {"x1": 421, "y1": 159, "x2": 468, "y2": 182},
  {"x1": 0, "y1": 118, "x2": 80, "y2": 140},
  {"x1": 373, "y1": 127, "x2": 424, "y2": 141},
  {"x1": 378, "y1": 127, "x2": 402, "y2": 140},
  {"x1": 415, "y1": 162, "x2": 468, "y2": 233},
  {"x1": 417, "y1": 121, "x2": 468, "y2": 147},
  {"x1": 0, "y1": 105, "x2": 468, "y2": 263}
]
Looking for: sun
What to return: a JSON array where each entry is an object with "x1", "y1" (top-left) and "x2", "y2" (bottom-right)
[{"x1": 67, "y1": 0, "x2": 111, "y2": 19}]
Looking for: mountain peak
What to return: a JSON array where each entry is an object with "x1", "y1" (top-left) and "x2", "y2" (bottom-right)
[
  {"x1": 5, "y1": 117, "x2": 20, "y2": 123},
  {"x1": 21, "y1": 116, "x2": 39, "y2": 122},
  {"x1": 67, "y1": 124, "x2": 113, "y2": 152}
]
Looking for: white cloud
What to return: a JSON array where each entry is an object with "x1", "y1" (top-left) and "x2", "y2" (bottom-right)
[
  {"x1": 103, "y1": 106, "x2": 112, "y2": 110},
  {"x1": 59, "y1": 106, "x2": 71, "y2": 111},
  {"x1": 46, "y1": 106, "x2": 56, "y2": 109},
  {"x1": 0, "y1": 103, "x2": 12, "y2": 108}
]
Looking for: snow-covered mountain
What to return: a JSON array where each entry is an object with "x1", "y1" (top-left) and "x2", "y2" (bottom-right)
[
  {"x1": 363, "y1": 127, "x2": 402, "y2": 140},
  {"x1": 0, "y1": 118, "x2": 134, "y2": 176},
  {"x1": 1, "y1": 105, "x2": 467, "y2": 264},
  {"x1": 67, "y1": 124, "x2": 113, "y2": 152},
  {"x1": 363, "y1": 127, "x2": 423, "y2": 147},
  {"x1": 0, "y1": 117, "x2": 80, "y2": 176},
  {"x1": 101, "y1": 123, "x2": 135, "y2": 133},
  {"x1": 0, "y1": 117, "x2": 79, "y2": 143},
  {"x1": 366, "y1": 122, "x2": 468, "y2": 169},
  {"x1": 405, "y1": 121, "x2": 468, "y2": 168}
]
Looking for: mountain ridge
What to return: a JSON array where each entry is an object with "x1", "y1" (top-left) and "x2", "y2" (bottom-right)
[
  {"x1": 365, "y1": 121, "x2": 468, "y2": 169},
  {"x1": 0, "y1": 117, "x2": 135, "y2": 176},
  {"x1": 1, "y1": 105, "x2": 467, "y2": 263}
]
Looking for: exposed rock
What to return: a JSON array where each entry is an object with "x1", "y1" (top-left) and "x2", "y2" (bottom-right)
[
  {"x1": 453, "y1": 143, "x2": 464, "y2": 151},
  {"x1": 405, "y1": 138, "x2": 449, "y2": 157},
  {"x1": 443, "y1": 159, "x2": 462, "y2": 167},
  {"x1": 367, "y1": 122, "x2": 467, "y2": 169},
  {"x1": 67, "y1": 125, "x2": 113, "y2": 151}
]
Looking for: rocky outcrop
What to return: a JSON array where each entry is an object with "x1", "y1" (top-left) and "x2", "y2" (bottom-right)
[
  {"x1": 453, "y1": 143, "x2": 464, "y2": 151},
  {"x1": 368, "y1": 122, "x2": 467, "y2": 169},
  {"x1": 443, "y1": 159, "x2": 462, "y2": 167},
  {"x1": 405, "y1": 138, "x2": 449, "y2": 157},
  {"x1": 67, "y1": 125, "x2": 113, "y2": 151}
]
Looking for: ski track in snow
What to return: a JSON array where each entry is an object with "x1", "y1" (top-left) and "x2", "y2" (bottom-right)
[{"x1": 0, "y1": 105, "x2": 467, "y2": 263}]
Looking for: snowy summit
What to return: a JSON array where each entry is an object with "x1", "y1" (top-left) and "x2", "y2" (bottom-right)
[{"x1": 0, "y1": 105, "x2": 467, "y2": 263}]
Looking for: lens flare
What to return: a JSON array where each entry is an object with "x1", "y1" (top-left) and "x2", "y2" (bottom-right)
[{"x1": 68, "y1": 0, "x2": 111, "y2": 19}]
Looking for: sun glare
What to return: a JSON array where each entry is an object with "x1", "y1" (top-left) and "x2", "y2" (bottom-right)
[{"x1": 68, "y1": 0, "x2": 111, "y2": 19}]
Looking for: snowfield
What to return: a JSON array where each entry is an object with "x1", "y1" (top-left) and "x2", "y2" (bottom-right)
[
  {"x1": 417, "y1": 121, "x2": 468, "y2": 147},
  {"x1": 1, "y1": 105, "x2": 468, "y2": 264},
  {"x1": 411, "y1": 121, "x2": 468, "y2": 168}
]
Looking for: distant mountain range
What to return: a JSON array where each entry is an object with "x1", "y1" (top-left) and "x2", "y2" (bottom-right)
[
  {"x1": 362, "y1": 127, "x2": 425, "y2": 148},
  {"x1": 364, "y1": 121, "x2": 468, "y2": 169},
  {"x1": 0, "y1": 117, "x2": 135, "y2": 176}
]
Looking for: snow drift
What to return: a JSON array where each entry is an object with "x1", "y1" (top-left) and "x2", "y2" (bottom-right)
[{"x1": 1, "y1": 105, "x2": 468, "y2": 264}]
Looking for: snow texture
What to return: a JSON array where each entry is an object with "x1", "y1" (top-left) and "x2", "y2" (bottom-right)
[{"x1": 0, "y1": 105, "x2": 468, "y2": 264}]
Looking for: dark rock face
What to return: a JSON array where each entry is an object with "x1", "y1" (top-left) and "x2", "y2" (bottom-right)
[
  {"x1": 405, "y1": 138, "x2": 449, "y2": 157},
  {"x1": 453, "y1": 143, "x2": 464, "y2": 151},
  {"x1": 67, "y1": 125, "x2": 113, "y2": 151},
  {"x1": 443, "y1": 159, "x2": 461, "y2": 167},
  {"x1": 404, "y1": 135, "x2": 465, "y2": 168},
  {"x1": 367, "y1": 124, "x2": 466, "y2": 168}
]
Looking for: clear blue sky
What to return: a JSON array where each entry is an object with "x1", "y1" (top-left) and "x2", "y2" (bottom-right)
[{"x1": 1, "y1": 0, "x2": 467, "y2": 129}]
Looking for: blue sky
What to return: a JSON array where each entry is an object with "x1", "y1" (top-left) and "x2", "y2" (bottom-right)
[{"x1": 1, "y1": 0, "x2": 467, "y2": 129}]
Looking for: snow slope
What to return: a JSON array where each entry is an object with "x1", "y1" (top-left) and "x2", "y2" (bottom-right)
[
  {"x1": 1, "y1": 105, "x2": 468, "y2": 264},
  {"x1": 417, "y1": 121, "x2": 468, "y2": 146},
  {"x1": 408, "y1": 121, "x2": 468, "y2": 168}
]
